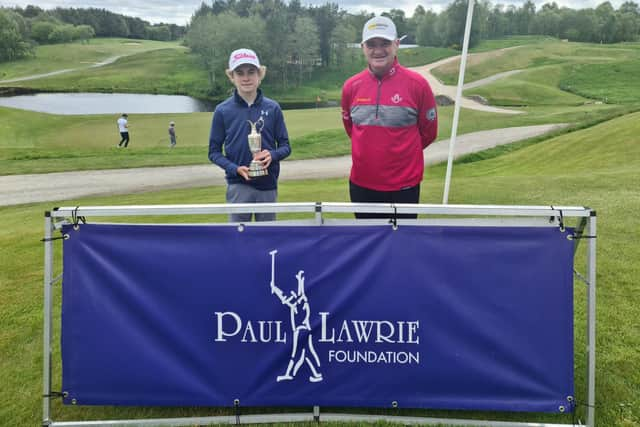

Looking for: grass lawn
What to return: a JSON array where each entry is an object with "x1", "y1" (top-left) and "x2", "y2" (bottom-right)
[
  {"x1": 0, "y1": 38, "x2": 183, "y2": 81},
  {"x1": 5, "y1": 48, "x2": 213, "y2": 100},
  {"x1": 1, "y1": 111, "x2": 638, "y2": 426},
  {"x1": 560, "y1": 59, "x2": 640, "y2": 104},
  {"x1": 465, "y1": 64, "x2": 590, "y2": 106},
  {"x1": 2, "y1": 102, "x2": 635, "y2": 175}
]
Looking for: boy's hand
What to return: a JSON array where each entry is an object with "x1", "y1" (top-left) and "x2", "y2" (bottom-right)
[
  {"x1": 254, "y1": 150, "x2": 272, "y2": 168},
  {"x1": 236, "y1": 166, "x2": 251, "y2": 181}
]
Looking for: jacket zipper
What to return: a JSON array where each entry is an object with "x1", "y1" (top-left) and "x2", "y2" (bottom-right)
[{"x1": 375, "y1": 79, "x2": 382, "y2": 118}]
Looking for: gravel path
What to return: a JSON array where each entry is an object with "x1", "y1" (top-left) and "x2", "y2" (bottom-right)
[{"x1": 0, "y1": 124, "x2": 566, "y2": 206}]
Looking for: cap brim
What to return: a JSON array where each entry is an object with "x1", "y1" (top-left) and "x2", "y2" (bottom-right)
[
  {"x1": 231, "y1": 60, "x2": 260, "y2": 71},
  {"x1": 361, "y1": 34, "x2": 397, "y2": 44}
]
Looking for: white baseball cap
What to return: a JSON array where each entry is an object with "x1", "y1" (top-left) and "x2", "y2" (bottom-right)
[
  {"x1": 228, "y1": 48, "x2": 260, "y2": 71},
  {"x1": 362, "y1": 16, "x2": 397, "y2": 44}
]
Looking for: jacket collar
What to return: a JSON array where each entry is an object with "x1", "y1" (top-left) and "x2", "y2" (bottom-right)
[{"x1": 233, "y1": 88, "x2": 263, "y2": 106}]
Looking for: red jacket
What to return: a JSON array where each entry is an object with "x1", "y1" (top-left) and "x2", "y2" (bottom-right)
[{"x1": 341, "y1": 58, "x2": 438, "y2": 191}]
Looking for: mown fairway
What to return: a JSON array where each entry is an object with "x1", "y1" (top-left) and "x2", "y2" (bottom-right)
[
  {"x1": 431, "y1": 39, "x2": 640, "y2": 108},
  {"x1": 1, "y1": 111, "x2": 638, "y2": 426},
  {"x1": 0, "y1": 38, "x2": 184, "y2": 82}
]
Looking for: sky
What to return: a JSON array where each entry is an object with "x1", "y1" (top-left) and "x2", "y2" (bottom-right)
[{"x1": 0, "y1": 0, "x2": 629, "y2": 25}]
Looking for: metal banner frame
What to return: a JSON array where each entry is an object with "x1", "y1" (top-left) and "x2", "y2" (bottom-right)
[{"x1": 43, "y1": 203, "x2": 596, "y2": 427}]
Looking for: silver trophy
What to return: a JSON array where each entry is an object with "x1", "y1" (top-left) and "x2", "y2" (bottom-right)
[{"x1": 247, "y1": 118, "x2": 268, "y2": 178}]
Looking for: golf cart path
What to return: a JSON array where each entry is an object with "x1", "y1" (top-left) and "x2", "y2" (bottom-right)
[{"x1": 0, "y1": 124, "x2": 566, "y2": 207}]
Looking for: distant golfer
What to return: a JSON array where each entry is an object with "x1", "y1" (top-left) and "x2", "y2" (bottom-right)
[
  {"x1": 117, "y1": 113, "x2": 130, "y2": 148},
  {"x1": 168, "y1": 121, "x2": 177, "y2": 148}
]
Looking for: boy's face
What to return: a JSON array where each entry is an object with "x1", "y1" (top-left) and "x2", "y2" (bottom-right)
[{"x1": 231, "y1": 64, "x2": 260, "y2": 98}]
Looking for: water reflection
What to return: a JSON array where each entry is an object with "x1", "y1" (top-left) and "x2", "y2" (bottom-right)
[{"x1": 0, "y1": 93, "x2": 213, "y2": 115}]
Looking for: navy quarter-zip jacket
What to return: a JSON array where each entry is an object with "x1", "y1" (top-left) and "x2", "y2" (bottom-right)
[{"x1": 208, "y1": 89, "x2": 291, "y2": 191}]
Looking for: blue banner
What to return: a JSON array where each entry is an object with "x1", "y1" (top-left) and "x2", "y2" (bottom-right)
[{"x1": 61, "y1": 223, "x2": 574, "y2": 412}]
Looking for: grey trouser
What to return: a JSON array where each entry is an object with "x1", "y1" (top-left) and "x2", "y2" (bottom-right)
[{"x1": 226, "y1": 183, "x2": 277, "y2": 222}]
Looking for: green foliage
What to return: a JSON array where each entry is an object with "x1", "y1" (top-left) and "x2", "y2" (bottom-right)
[
  {"x1": 0, "y1": 9, "x2": 33, "y2": 62},
  {"x1": 186, "y1": 12, "x2": 265, "y2": 91}
]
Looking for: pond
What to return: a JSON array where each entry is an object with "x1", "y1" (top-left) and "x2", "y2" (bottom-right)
[
  {"x1": 0, "y1": 92, "x2": 336, "y2": 114},
  {"x1": 0, "y1": 93, "x2": 214, "y2": 115}
]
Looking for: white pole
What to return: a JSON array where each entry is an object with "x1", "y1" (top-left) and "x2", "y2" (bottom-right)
[{"x1": 442, "y1": 0, "x2": 476, "y2": 204}]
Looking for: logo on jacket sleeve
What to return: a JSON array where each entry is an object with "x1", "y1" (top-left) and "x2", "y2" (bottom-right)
[{"x1": 427, "y1": 108, "x2": 437, "y2": 121}]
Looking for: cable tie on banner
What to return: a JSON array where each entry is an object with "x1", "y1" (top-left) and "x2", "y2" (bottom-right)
[
  {"x1": 389, "y1": 205, "x2": 398, "y2": 230},
  {"x1": 551, "y1": 206, "x2": 565, "y2": 232},
  {"x1": 40, "y1": 233, "x2": 69, "y2": 242},
  {"x1": 42, "y1": 391, "x2": 65, "y2": 399},
  {"x1": 233, "y1": 398, "x2": 240, "y2": 425},
  {"x1": 71, "y1": 206, "x2": 86, "y2": 230},
  {"x1": 570, "y1": 234, "x2": 597, "y2": 240}
]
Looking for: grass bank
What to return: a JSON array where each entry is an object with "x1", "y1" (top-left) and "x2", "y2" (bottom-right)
[{"x1": 1, "y1": 111, "x2": 638, "y2": 426}]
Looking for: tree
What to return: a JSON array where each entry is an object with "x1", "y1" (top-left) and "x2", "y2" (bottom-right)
[
  {"x1": 517, "y1": 0, "x2": 536, "y2": 34},
  {"x1": 619, "y1": 1, "x2": 639, "y2": 15},
  {"x1": 31, "y1": 21, "x2": 57, "y2": 43},
  {"x1": 186, "y1": 12, "x2": 265, "y2": 91},
  {"x1": 48, "y1": 24, "x2": 75, "y2": 43},
  {"x1": 487, "y1": 4, "x2": 509, "y2": 38},
  {"x1": 288, "y1": 17, "x2": 320, "y2": 86},
  {"x1": 596, "y1": 2, "x2": 617, "y2": 42},
  {"x1": 415, "y1": 10, "x2": 441, "y2": 47},
  {"x1": 310, "y1": 3, "x2": 339, "y2": 67},
  {"x1": 0, "y1": 9, "x2": 33, "y2": 62},
  {"x1": 442, "y1": 0, "x2": 482, "y2": 49},
  {"x1": 330, "y1": 20, "x2": 356, "y2": 68},
  {"x1": 147, "y1": 25, "x2": 172, "y2": 41},
  {"x1": 73, "y1": 25, "x2": 95, "y2": 43}
]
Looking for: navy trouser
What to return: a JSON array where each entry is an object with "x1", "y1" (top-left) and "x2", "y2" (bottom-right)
[{"x1": 118, "y1": 132, "x2": 129, "y2": 147}]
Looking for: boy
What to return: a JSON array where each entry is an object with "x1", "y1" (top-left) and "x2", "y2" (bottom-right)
[
  {"x1": 208, "y1": 48, "x2": 291, "y2": 222},
  {"x1": 168, "y1": 121, "x2": 176, "y2": 147}
]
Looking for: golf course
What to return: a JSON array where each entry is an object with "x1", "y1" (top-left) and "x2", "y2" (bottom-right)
[{"x1": 0, "y1": 35, "x2": 639, "y2": 426}]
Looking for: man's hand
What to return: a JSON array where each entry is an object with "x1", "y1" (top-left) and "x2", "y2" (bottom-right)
[
  {"x1": 236, "y1": 166, "x2": 251, "y2": 181},
  {"x1": 253, "y1": 150, "x2": 272, "y2": 169}
]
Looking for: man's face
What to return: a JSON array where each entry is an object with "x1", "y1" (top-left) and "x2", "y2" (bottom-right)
[
  {"x1": 230, "y1": 64, "x2": 260, "y2": 97},
  {"x1": 362, "y1": 37, "x2": 399, "y2": 76}
]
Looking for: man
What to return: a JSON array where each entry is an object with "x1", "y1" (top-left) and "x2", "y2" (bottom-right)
[
  {"x1": 117, "y1": 113, "x2": 129, "y2": 148},
  {"x1": 341, "y1": 16, "x2": 438, "y2": 219}
]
